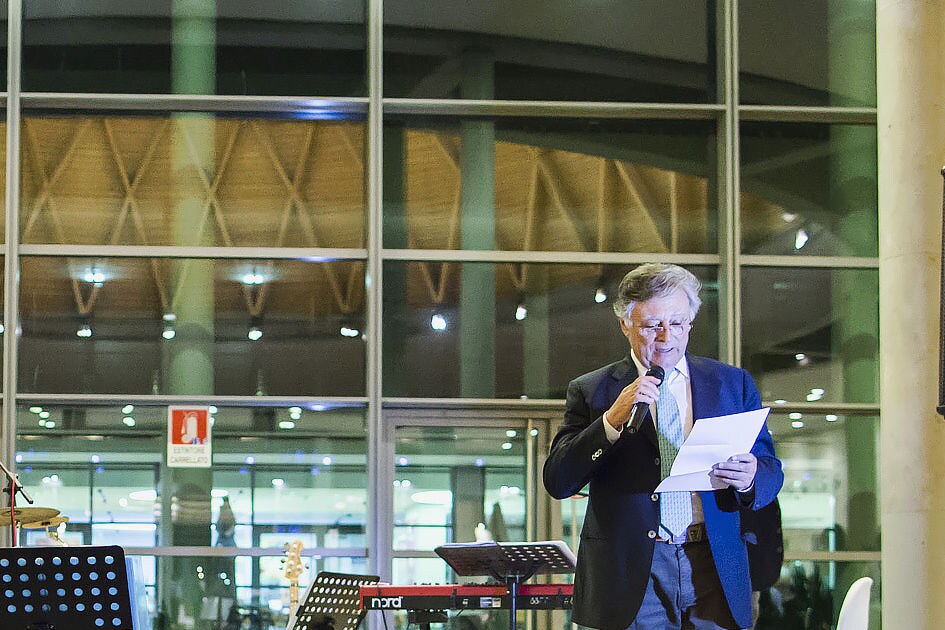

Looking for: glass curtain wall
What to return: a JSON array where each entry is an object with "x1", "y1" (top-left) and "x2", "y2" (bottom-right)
[{"x1": 1, "y1": 1, "x2": 878, "y2": 629}]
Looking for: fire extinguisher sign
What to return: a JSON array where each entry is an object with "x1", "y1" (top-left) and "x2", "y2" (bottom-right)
[{"x1": 167, "y1": 406, "x2": 212, "y2": 468}]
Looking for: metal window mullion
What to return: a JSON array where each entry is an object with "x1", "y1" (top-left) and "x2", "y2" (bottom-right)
[
  {"x1": 365, "y1": 0, "x2": 390, "y2": 585},
  {"x1": 739, "y1": 105, "x2": 876, "y2": 124},
  {"x1": 2, "y1": 0, "x2": 24, "y2": 539},
  {"x1": 14, "y1": 393, "x2": 368, "y2": 407},
  {"x1": 765, "y1": 402, "x2": 879, "y2": 416},
  {"x1": 121, "y1": 546, "x2": 369, "y2": 557},
  {"x1": 21, "y1": 93, "x2": 369, "y2": 116},
  {"x1": 381, "y1": 249, "x2": 721, "y2": 265},
  {"x1": 18, "y1": 244, "x2": 368, "y2": 260},
  {"x1": 727, "y1": 1, "x2": 741, "y2": 367},
  {"x1": 716, "y1": 0, "x2": 739, "y2": 366},
  {"x1": 740, "y1": 255, "x2": 879, "y2": 269},
  {"x1": 382, "y1": 398, "x2": 564, "y2": 414},
  {"x1": 382, "y1": 98, "x2": 723, "y2": 119},
  {"x1": 785, "y1": 551, "x2": 881, "y2": 562}
]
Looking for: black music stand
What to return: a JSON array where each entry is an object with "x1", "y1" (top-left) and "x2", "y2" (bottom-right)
[
  {"x1": 0, "y1": 544, "x2": 137, "y2": 630},
  {"x1": 289, "y1": 570, "x2": 380, "y2": 630},
  {"x1": 434, "y1": 541, "x2": 576, "y2": 630}
]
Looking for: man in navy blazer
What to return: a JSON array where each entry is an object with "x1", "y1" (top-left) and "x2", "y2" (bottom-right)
[{"x1": 544, "y1": 263, "x2": 782, "y2": 630}]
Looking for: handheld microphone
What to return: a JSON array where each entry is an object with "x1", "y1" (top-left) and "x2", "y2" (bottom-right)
[{"x1": 626, "y1": 364, "x2": 665, "y2": 434}]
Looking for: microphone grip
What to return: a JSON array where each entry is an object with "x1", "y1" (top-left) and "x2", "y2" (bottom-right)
[{"x1": 625, "y1": 365, "x2": 665, "y2": 434}]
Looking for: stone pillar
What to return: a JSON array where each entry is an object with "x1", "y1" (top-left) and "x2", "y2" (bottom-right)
[{"x1": 877, "y1": 1, "x2": 945, "y2": 627}]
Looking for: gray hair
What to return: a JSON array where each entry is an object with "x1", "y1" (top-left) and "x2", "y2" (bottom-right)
[{"x1": 612, "y1": 263, "x2": 702, "y2": 321}]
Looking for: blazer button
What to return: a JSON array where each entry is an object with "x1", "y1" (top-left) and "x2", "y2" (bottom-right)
[
  {"x1": 591, "y1": 448, "x2": 603, "y2": 461},
  {"x1": 651, "y1": 494, "x2": 659, "y2": 502},
  {"x1": 647, "y1": 530, "x2": 656, "y2": 539},
  {"x1": 654, "y1": 457, "x2": 660, "y2": 466}
]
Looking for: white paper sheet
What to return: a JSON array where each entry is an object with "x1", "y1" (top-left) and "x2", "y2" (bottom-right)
[{"x1": 654, "y1": 407, "x2": 770, "y2": 492}]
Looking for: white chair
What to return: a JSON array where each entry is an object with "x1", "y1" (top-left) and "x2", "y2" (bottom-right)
[{"x1": 836, "y1": 576, "x2": 873, "y2": 630}]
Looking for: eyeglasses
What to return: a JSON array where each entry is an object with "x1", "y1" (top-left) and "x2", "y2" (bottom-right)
[{"x1": 632, "y1": 321, "x2": 692, "y2": 338}]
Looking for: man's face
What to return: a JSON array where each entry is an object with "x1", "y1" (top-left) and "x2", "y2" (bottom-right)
[{"x1": 619, "y1": 288, "x2": 693, "y2": 370}]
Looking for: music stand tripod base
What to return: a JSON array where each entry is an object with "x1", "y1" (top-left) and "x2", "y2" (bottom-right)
[{"x1": 434, "y1": 540, "x2": 576, "y2": 630}]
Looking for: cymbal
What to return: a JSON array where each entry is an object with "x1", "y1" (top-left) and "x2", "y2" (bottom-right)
[
  {"x1": 21, "y1": 516, "x2": 69, "y2": 530},
  {"x1": 0, "y1": 507, "x2": 60, "y2": 524}
]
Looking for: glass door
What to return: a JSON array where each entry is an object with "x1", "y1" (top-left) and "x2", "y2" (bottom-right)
[{"x1": 379, "y1": 410, "x2": 566, "y2": 630}]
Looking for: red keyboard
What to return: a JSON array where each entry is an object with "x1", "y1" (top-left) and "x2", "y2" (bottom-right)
[{"x1": 360, "y1": 583, "x2": 573, "y2": 611}]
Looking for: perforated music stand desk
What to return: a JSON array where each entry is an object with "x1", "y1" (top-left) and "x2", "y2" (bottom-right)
[
  {"x1": 289, "y1": 570, "x2": 380, "y2": 630},
  {"x1": 434, "y1": 540, "x2": 576, "y2": 630},
  {"x1": 0, "y1": 544, "x2": 136, "y2": 630}
]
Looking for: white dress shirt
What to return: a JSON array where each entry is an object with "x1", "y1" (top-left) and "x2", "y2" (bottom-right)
[{"x1": 603, "y1": 352, "x2": 704, "y2": 525}]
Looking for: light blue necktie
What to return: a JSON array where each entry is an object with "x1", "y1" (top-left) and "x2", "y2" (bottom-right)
[{"x1": 656, "y1": 375, "x2": 693, "y2": 539}]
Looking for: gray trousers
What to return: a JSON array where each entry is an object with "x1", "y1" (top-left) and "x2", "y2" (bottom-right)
[{"x1": 626, "y1": 540, "x2": 742, "y2": 630}]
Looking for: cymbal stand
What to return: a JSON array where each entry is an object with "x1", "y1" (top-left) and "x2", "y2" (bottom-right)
[{"x1": 0, "y1": 457, "x2": 34, "y2": 546}]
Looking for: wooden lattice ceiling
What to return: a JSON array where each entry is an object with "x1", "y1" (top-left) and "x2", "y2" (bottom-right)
[{"x1": 10, "y1": 116, "x2": 785, "y2": 321}]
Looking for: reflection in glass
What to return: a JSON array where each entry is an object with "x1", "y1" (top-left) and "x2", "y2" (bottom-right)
[
  {"x1": 384, "y1": 262, "x2": 718, "y2": 398},
  {"x1": 741, "y1": 267, "x2": 878, "y2": 404},
  {"x1": 740, "y1": 122, "x2": 877, "y2": 257},
  {"x1": 384, "y1": 117, "x2": 717, "y2": 253},
  {"x1": 20, "y1": 115, "x2": 365, "y2": 247},
  {"x1": 560, "y1": 493, "x2": 588, "y2": 567},
  {"x1": 15, "y1": 403, "x2": 368, "y2": 630},
  {"x1": 393, "y1": 425, "x2": 526, "y2": 556},
  {"x1": 385, "y1": 0, "x2": 714, "y2": 102},
  {"x1": 768, "y1": 413, "x2": 879, "y2": 554},
  {"x1": 16, "y1": 405, "x2": 368, "y2": 537},
  {"x1": 16, "y1": 463, "x2": 157, "y2": 533},
  {"x1": 739, "y1": 0, "x2": 876, "y2": 107},
  {"x1": 22, "y1": 3, "x2": 366, "y2": 95},
  {"x1": 756, "y1": 561, "x2": 880, "y2": 630},
  {"x1": 18, "y1": 257, "x2": 366, "y2": 395}
]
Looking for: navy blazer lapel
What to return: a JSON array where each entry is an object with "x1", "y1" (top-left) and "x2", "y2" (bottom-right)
[
  {"x1": 687, "y1": 354, "x2": 722, "y2": 421},
  {"x1": 592, "y1": 356, "x2": 634, "y2": 412},
  {"x1": 592, "y1": 356, "x2": 661, "y2": 447}
]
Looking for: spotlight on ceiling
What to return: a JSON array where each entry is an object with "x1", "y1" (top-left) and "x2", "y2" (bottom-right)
[
  {"x1": 431, "y1": 313, "x2": 447, "y2": 331},
  {"x1": 77, "y1": 322, "x2": 93, "y2": 338},
  {"x1": 242, "y1": 271, "x2": 266, "y2": 285},
  {"x1": 162, "y1": 313, "x2": 176, "y2": 340},
  {"x1": 595, "y1": 286, "x2": 608, "y2": 303},
  {"x1": 83, "y1": 269, "x2": 106, "y2": 285},
  {"x1": 794, "y1": 228, "x2": 809, "y2": 250}
]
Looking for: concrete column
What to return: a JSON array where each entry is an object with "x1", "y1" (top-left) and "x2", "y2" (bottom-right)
[
  {"x1": 382, "y1": 123, "x2": 408, "y2": 395},
  {"x1": 158, "y1": 1, "x2": 218, "y2": 625},
  {"x1": 877, "y1": 1, "x2": 945, "y2": 627},
  {"x1": 450, "y1": 465, "x2": 486, "y2": 544},
  {"x1": 459, "y1": 50, "x2": 496, "y2": 397},
  {"x1": 827, "y1": 4, "x2": 880, "y2": 622},
  {"x1": 522, "y1": 267, "x2": 550, "y2": 397}
]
